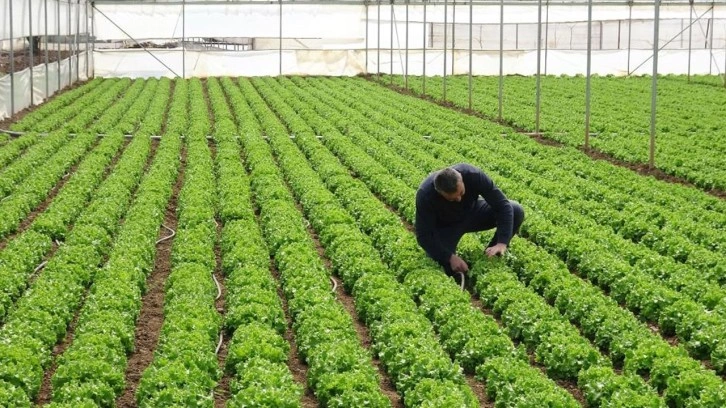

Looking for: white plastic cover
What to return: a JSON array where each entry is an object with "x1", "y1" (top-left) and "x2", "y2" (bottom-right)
[{"x1": 0, "y1": 52, "x2": 90, "y2": 120}]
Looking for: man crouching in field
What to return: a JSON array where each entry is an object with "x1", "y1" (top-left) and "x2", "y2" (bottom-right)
[{"x1": 415, "y1": 163, "x2": 524, "y2": 278}]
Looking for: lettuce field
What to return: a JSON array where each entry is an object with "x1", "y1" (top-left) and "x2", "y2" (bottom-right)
[
  {"x1": 0, "y1": 76, "x2": 724, "y2": 407},
  {"x1": 382, "y1": 74, "x2": 726, "y2": 192}
]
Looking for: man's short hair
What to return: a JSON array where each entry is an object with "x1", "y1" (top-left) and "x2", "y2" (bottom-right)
[{"x1": 434, "y1": 168, "x2": 461, "y2": 194}]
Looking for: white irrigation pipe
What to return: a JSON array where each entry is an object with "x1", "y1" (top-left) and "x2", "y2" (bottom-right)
[
  {"x1": 215, "y1": 332, "x2": 224, "y2": 355},
  {"x1": 458, "y1": 272, "x2": 465, "y2": 291},
  {"x1": 55, "y1": 239, "x2": 62, "y2": 246},
  {"x1": 155, "y1": 224, "x2": 175, "y2": 245},
  {"x1": 330, "y1": 276, "x2": 338, "y2": 293},
  {"x1": 212, "y1": 273, "x2": 222, "y2": 301},
  {"x1": 34, "y1": 260, "x2": 48, "y2": 273}
]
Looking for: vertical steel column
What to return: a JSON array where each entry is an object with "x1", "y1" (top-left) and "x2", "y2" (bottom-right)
[
  {"x1": 708, "y1": 8, "x2": 714, "y2": 74},
  {"x1": 515, "y1": 23, "x2": 518, "y2": 49},
  {"x1": 585, "y1": 0, "x2": 593, "y2": 149},
  {"x1": 649, "y1": 0, "x2": 660, "y2": 168},
  {"x1": 91, "y1": 0, "x2": 94, "y2": 78},
  {"x1": 498, "y1": 0, "x2": 503, "y2": 121},
  {"x1": 452, "y1": 1, "x2": 456, "y2": 76},
  {"x1": 67, "y1": 0, "x2": 71, "y2": 85},
  {"x1": 75, "y1": 0, "x2": 80, "y2": 82},
  {"x1": 468, "y1": 0, "x2": 472, "y2": 110},
  {"x1": 444, "y1": 0, "x2": 448, "y2": 101},
  {"x1": 688, "y1": 1, "x2": 693, "y2": 81},
  {"x1": 544, "y1": 0, "x2": 549, "y2": 75},
  {"x1": 279, "y1": 0, "x2": 282, "y2": 76},
  {"x1": 422, "y1": 0, "x2": 426, "y2": 94},
  {"x1": 182, "y1": 0, "x2": 186, "y2": 78},
  {"x1": 365, "y1": 1, "x2": 369, "y2": 74},
  {"x1": 57, "y1": 0, "x2": 61, "y2": 90},
  {"x1": 29, "y1": 0, "x2": 35, "y2": 106},
  {"x1": 85, "y1": 0, "x2": 89, "y2": 78},
  {"x1": 390, "y1": 0, "x2": 393, "y2": 81},
  {"x1": 405, "y1": 0, "x2": 409, "y2": 88},
  {"x1": 9, "y1": 0, "x2": 15, "y2": 116},
  {"x1": 627, "y1": 2, "x2": 632, "y2": 74},
  {"x1": 45, "y1": 0, "x2": 49, "y2": 95},
  {"x1": 535, "y1": 0, "x2": 543, "y2": 135},
  {"x1": 377, "y1": 0, "x2": 381, "y2": 78}
]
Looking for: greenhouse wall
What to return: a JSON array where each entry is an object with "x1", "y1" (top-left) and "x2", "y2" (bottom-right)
[{"x1": 2, "y1": 0, "x2": 726, "y2": 118}]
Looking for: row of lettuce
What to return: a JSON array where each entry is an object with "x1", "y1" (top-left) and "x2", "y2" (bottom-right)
[
  {"x1": 364, "y1": 77, "x2": 726, "y2": 370},
  {"x1": 253, "y1": 75, "x2": 668, "y2": 406},
  {"x1": 135, "y1": 78, "x2": 223, "y2": 406},
  {"x1": 210, "y1": 77, "x2": 302, "y2": 407},
  {"x1": 377, "y1": 77, "x2": 725, "y2": 269},
  {"x1": 247, "y1": 76, "x2": 590, "y2": 406},
  {"x1": 0, "y1": 78, "x2": 170, "y2": 324},
  {"x1": 383, "y1": 74, "x2": 726, "y2": 191},
  {"x1": 0, "y1": 79, "x2": 171, "y2": 406},
  {"x1": 325, "y1": 76, "x2": 726, "y2": 356},
  {"x1": 252, "y1": 75, "x2": 725, "y2": 406}
]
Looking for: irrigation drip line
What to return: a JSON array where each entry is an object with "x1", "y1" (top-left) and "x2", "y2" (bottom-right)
[
  {"x1": 212, "y1": 272, "x2": 222, "y2": 301},
  {"x1": 216, "y1": 332, "x2": 224, "y2": 355},
  {"x1": 155, "y1": 224, "x2": 176, "y2": 245},
  {"x1": 330, "y1": 276, "x2": 338, "y2": 293},
  {"x1": 34, "y1": 260, "x2": 48, "y2": 273}
]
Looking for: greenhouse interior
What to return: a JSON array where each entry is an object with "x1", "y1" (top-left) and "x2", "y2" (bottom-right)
[{"x1": 0, "y1": 0, "x2": 725, "y2": 407}]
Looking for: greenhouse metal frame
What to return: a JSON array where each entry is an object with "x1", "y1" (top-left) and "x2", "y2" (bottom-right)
[{"x1": 2, "y1": 0, "x2": 726, "y2": 166}]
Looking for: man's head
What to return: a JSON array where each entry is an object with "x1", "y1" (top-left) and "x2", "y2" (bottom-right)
[{"x1": 434, "y1": 167, "x2": 465, "y2": 202}]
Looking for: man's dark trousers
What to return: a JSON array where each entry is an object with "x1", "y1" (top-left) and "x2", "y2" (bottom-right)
[{"x1": 435, "y1": 199, "x2": 525, "y2": 276}]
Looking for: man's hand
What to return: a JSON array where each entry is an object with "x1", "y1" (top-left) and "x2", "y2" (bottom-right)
[
  {"x1": 485, "y1": 243, "x2": 508, "y2": 258},
  {"x1": 449, "y1": 254, "x2": 469, "y2": 273}
]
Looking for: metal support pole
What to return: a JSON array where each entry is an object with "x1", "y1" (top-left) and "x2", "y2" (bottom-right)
[
  {"x1": 627, "y1": 2, "x2": 632, "y2": 74},
  {"x1": 57, "y1": 0, "x2": 61, "y2": 90},
  {"x1": 498, "y1": 0, "x2": 504, "y2": 121},
  {"x1": 29, "y1": 0, "x2": 35, "y2": 106},
  {"x1": 708, "y1": 9, "x2": 714, "y2": 74},
  {"x1": 544, "y1": 0, "x2": 549, "y2": 75},
  {"x1": 405, "y1": 0, "x2": 409, "y2": 88},
  {"x1": 515, "y1": 23, "x2": 518, "y2": 49},
  {"x1": 365, "y1": 2, "x2": 369, "y2": 74},
  {"x1": 66, "y1": 0, "x2": 73, "y2": 85},
  {"x1": 390, "y1": 0, "x2": 393, "y2": 81},
  {"x1": 377, "y1": 0, "x2": 381, "y2": 79},
  {"x1": 279, "y1": 0, "x2": 282, "y2": 76},
  {"x1": 444, "y1": 0, "x2": 448, "y2": 101},
  {"x1": 85, "y1": 0, "x2": 89, "y2": 79},
  {"x1": 68, "y1": 0, "x2": 71, "y2": 85},
  {"x1": 535, "y1": 0, "x2": 542, "y2": 135},
  {"x1": 688, "y1": 1, "x2": 693, "y2": 81},
  {"x1": 91, "y1": 0, "x2": 95, "y2": 78},
  {"x1": 45, "y1": 0, "x2": 49, "y2": 96},
  {"x1": 452, "y1": 1, "x2": 456, "y2": 76},
  {"x1": 649, "y1": 0, "x2": 660, "y2": 168},
  {"x1": 76, "y1": 0, "x2": 80, "y2": 82},
  {"x1": 585, "y1": 0, "x2": 593, "y2": 149},
  {"x1": 468, "y1": 0, "x2": 473, "y2": 110},
  {"x1": 422, "y1": 0, "x2": 426, "y2": 94},
  {"x1": 183, "y1": 0, "x2": 186, "y2": 78},
  {"x1": 9, "y1": 0, "x2": 14, "y2": 116}
]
